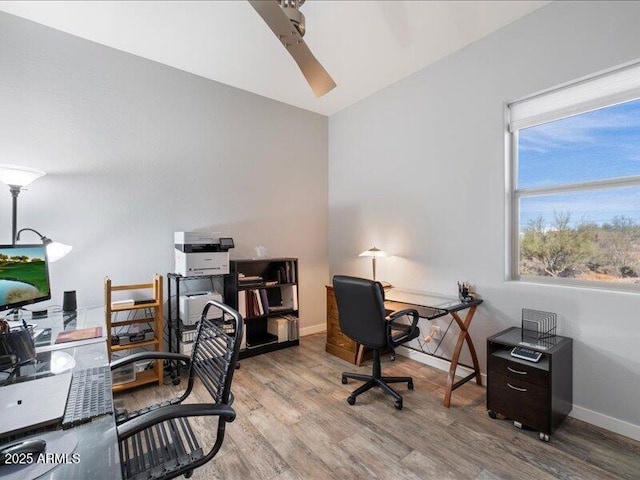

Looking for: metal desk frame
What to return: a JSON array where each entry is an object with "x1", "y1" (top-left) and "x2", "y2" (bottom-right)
[{"x1": 360, "y1": 297, "x2": 483, "y2": 407}]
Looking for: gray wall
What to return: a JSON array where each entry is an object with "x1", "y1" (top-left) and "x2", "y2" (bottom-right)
[
  {"x1": 0, "y1": 12, "x2": 329, "y2": 333},
  {"x1": 329, "y1": 1, "x2": 640, "y2": 439}
]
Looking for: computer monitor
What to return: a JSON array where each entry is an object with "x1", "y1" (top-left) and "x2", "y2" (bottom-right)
[{"x1": 0, "y1": 244, "x2": 51, "y2": 312}]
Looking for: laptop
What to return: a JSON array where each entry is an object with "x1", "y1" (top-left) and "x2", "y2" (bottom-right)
[{"x1": 0, "y1": 373, "x2": 72, "y2": 437}]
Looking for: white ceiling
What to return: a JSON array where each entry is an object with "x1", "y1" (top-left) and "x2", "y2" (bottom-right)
[{"x1": 0, "y1": 1, "x2": 549, "y2": 116}]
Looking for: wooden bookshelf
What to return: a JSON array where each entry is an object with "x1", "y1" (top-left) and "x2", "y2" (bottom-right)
[{"x1": 105, "y1": 274, "x2": 164, "y2": 392}]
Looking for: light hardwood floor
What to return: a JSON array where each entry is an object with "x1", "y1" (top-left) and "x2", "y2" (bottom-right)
[{"x1": 120, "y1": 334, "x2": 640, "y2": 480}]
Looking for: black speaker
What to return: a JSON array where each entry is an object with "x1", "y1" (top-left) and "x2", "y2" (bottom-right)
[{"x1": 63, "y1": 290, "x2": 77, "y2": 312}]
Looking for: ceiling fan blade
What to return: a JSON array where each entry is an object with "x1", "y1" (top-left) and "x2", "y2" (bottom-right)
[
  {"x1": 288, "y1": 40, "x2": 336, "y2": 97},
  {"x1": 249, "y1": 0, "x2": 336, "y2": 97}
]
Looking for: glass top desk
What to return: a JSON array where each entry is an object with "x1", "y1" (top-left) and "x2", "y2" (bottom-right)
[
  {"x1": 0, "y1": 307, "x2": 121, "y2": 480},
  {"x1": 383, "y1": 291, "x2": 484, "y2": 408}
]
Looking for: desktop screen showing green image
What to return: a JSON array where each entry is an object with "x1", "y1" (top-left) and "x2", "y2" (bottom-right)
[{"x1": 0, "y1": 244, "x2": 51, "y2": 311}]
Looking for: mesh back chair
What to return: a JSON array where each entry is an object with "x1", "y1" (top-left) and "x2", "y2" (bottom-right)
[
  {"x1": 332, "y1": 275, "x2": 420, "y2": 410},
  {"x1": 110, "y1": 299, "x2": 243, "y2": 480}
]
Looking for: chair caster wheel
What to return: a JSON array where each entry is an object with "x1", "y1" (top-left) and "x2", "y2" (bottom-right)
[
  {"x1": 488, "y1": 410, "x2": 497, "y2": 419},
  {"x1": 347, "y1": 396, "x2": 356, "y2": 405},
  {"x1": 172, "y1": 377, "x2": 181, "y2": 386},
  {"x1": 341, "y1": 376, "x2": 348, "y2": 384},
  {"x1": 539, "y1": 432, "x2": 550, "y2": 442},
  {"x1": 185, "y1": 469, "x2": 194, "y2": 478},
  {"x1": 394, "y1": 400, "x2": 403, "y2": 410},
  {"x1": 407, "y1": 380, "x2": 414, "y2": 390}
]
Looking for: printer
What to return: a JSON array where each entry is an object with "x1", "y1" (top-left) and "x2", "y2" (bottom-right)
[
  {"x1": 179, "y1": 292, "x2": 223, "y2": 325},
  {"x1": 174, "y1": 232, "x2": 234, "y2": 276}
]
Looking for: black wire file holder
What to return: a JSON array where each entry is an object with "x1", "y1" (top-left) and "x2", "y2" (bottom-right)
[{"x1": 520, "y1": 308, "x2": 557, "y2": 350}]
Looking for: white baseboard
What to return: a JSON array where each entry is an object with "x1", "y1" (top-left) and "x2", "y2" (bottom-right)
[
  {"x1": 300, "y1": 323, "x2": 326, "y2": 337},
  {"x1": 569, "y1": 405, "x2": 640, "y2": 441},
  {"x1": 396, "y1": 346, "x2": 640, "y2": 442}
]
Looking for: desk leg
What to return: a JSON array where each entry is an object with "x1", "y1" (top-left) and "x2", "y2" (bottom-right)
[
  {"x1": 443, "y1": 306, "x2": 482, "y2": 407},
  {"x1": 356, "y1": 344, "x2": 365, "y2": 366}
]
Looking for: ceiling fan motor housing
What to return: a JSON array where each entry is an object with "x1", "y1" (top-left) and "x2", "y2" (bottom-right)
[{"x1": 281, "y1": 0, "x2": 306, "y2": 37}]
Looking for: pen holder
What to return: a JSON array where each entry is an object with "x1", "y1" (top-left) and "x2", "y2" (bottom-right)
[{"x1": 457, "y1": 282, "x2": 474, "y2": 303}]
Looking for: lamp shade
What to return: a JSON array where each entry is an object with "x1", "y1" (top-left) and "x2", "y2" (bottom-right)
[
  {"x1": 358, "y1": 247, "x2": 389, "y2": 258},
  {"x1": 46, "y1": 241, "x2": 73, "y2": 263},
  {"x1": 16, "y1": 228, "x2": 72, "y2": 262},
  {"x1": 359, "y1": 246, "x2": 390, "y2": 281},
  {"x1": 0, "y1": 164, "x2": 46, "y2": 187}
]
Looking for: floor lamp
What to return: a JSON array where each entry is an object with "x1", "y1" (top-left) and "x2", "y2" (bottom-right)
[{"x1": 0, "y1": 164, "x2": 45, "y2": 245}]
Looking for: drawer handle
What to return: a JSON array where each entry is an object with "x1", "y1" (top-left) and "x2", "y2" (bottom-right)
[
  {"x1": 507, "y1": 382, "x2": 527, "y2": 392},
  {"x1": 507, "y1": 366, "x2": 527, "y2": 375}
]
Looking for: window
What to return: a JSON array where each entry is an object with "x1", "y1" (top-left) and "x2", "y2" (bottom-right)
[{"x1": 509, "y1": 63, "x2": 640, "y2": 287}]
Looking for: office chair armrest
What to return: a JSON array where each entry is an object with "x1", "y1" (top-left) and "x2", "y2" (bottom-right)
[
  {"x1": 387, "y1": 309, "x2": 420, "y2": 346},
  {"x1": 387, "y1": 308, "x2": 418, "y2": 323},
  {"x1": 110, "y1": 351, "x2": 191, "y2": 370},
  {"x1": 117, "y1": 403, "x2": 236, "y2": 441}
]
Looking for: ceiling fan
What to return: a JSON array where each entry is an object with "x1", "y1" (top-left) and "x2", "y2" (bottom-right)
[{"x1": 248, "y1": 0, "x2": 336, "y2": 97}]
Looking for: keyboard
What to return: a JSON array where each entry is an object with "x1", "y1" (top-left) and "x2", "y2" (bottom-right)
[
  {"x1": 510, "y1": 346, "x2": 542, "y2": 363},
  {"x1": 62, "y1": 366, "x2": 114, "y2": 428}
]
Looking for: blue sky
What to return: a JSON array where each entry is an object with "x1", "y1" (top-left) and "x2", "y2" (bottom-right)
[
  {"x1": 518, "y1": 98, "x2": 640, "y2": 227},
  {"x1": 0, "y1": 245, "x2": 46, "y2": 261}
]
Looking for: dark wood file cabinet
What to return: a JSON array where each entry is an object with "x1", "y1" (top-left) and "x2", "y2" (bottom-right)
[
  {"x1": 487, "y1": 327, "x2": 573, "y2": 441},
  {"x1": 325, "y1": 286, "x2": 358, "y2": 363}
]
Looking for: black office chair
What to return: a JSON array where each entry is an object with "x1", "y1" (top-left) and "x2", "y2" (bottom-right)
[
  {"x1": 110, "y1": 299, "x2": 242, "y2": 480},
  {"x1": 333, "y1": 275, "x2": 420, "y2": 410}
]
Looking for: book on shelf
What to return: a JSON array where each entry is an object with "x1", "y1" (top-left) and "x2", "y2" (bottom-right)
[
  {"x1": 134, "y1": 299, "x2": 156, "y2": 305},
  {"x1": 248, "y1": 289, "x2": 261, "y2": 317},
  {"x1": 285, "y1": 262, "x2": 292, "y2": 283},
  {"x1": 239, "y1": 275, "x2": 262, "y2": 282},
  {"x1": 265, "y1": 314, "x2": 299, "y2": 343},
  {"x1": 242, "y1": 289, "x2": 272, "y2": 318},
  {"x1": 267, "y1": 316, "x2": 289, "y2": 342},
  {"x1": 267, "y1": 305, "x2": 290, "y2": 313},
  {"x1": 255, "y1": 290, "x2": 264, "y2": 316},
  {"x1": 111, "y1": 299, "x2": 135, "y2": 308},
  {"x1": 281, "y1": 285, "x2": 298, "y2": 311},
  {"x1": 239, "y1": 274, "x2": 264, "y2": 287},
  {"x1": 239, "y1": 274, "x2": 262, "y2": 281},
  {"x1": 259, "y1": 289, "x2": 270, "y2": 314},
  {"x1": 283, "y1": 314, "x2": 299, "y2": 341},
  {"x1": 238, "y1": 290, "x2": 247, "y2": 317}
]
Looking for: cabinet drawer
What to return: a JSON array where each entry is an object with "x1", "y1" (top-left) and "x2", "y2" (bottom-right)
[
  {"x1": 327, "y1": 318, "x2": 356, "y2": 351},
  {"x1": 489, "y1": 351, "x2": 549, "y2": 387},
  {"x1": 488, "y1": 372, "x2": 550, "y2": 433},
  {"x1": 329, "y1": 332, "x2": 356, "y2": 352}
]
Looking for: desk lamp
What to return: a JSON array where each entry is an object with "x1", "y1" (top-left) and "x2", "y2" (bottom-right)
[
  {"x1": 0, "y1": 164, "x2": 46, "y2": 245},
  {"x1": 16, "y1": 228, "x2": 72, "y2": 262},
  {"x1": 359, "y1": 246, "x2": 390, "y2": 282}
]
